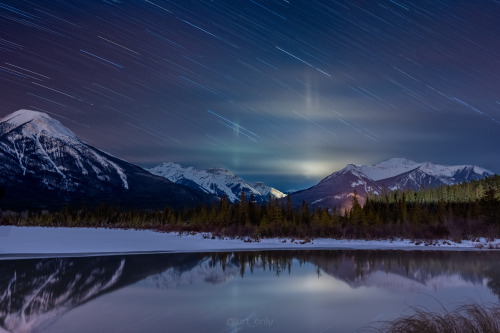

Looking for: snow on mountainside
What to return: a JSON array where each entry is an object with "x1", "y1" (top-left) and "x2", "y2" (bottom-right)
[
  {"x1": 361, "y1": 158, "x2": 493, "y2": 191},
  {"x1": 1, "y1": 109, "x2": 79, "y2": 141},
  {"x1": 252, "y1": 182, "x2": 286, "y2": 199},
  {"x1": 360, "y1": 157, "x2": 492, "y2": 183},
  {"x1": 0, "y1": 109, "x2": 215, "y2": 209},
  {"x1": 0, "y1": 109, "x2": 128, "y2": 190},
  {"x1": 289, "y1": 158, "x2": 494, "y2": 211},
  {"x1": 148, "y1": 162, "x2": 286, "y2": 203}
]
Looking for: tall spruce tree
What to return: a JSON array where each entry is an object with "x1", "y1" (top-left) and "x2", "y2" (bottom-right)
[
  {"x1": 480, "y1": 188, "x2": 499, "y2": 225},
  {"x1": 350, "y1": 190, "x2": 366, "y2": 226}
]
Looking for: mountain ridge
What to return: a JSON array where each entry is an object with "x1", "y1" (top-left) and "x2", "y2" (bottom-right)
[
  {"x1": 0, "y1": 109, "x2": 215, "y2": 210},
  {"x1": 147, "y1": 161, "x2": 286, "y2": 203},
  {"x1": 288, "y1": 158, "x2": 494, "y2": 210},
  {"x1": 0, "y1": 110, "x2": 494, "y2": 211}
]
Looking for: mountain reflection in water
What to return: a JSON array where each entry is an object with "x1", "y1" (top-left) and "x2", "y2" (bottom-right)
[{"x1": 1, "y1": 250, "x2": 499, "y2": 333}]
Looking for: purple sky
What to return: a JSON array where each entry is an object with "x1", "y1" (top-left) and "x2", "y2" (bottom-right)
[{"x1": 1, "y1": 0, "x2": 499, "y2": 191}]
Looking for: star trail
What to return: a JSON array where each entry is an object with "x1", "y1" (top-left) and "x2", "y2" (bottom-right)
[{"x1": 1, "y1": 0, "x2": 499, "y2": 191}]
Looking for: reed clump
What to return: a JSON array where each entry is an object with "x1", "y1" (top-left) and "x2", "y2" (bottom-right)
[{"x1": 378, "y1": 304, "x2": 500, "y2": 333}]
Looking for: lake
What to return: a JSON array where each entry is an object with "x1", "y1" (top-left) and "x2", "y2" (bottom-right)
[{"x1": 1, "y1": 250, "x2": 499, "y2": 332}]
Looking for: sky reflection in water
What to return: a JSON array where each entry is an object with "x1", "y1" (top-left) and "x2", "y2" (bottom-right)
[{"x1": 1, "y1": 250, "x2": 499, "y2": 332}]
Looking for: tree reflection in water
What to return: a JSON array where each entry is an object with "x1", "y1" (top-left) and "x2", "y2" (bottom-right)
[{"x1": 1, "y1": 250, "x2": 499, "y2": 332}]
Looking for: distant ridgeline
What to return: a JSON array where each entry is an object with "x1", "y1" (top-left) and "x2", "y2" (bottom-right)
[
  {"x1": 2, "y1": 175, "x2": 499, "y2": 241},
  {"x1": 368, "y1": 174, "x2": 500, "y2": 204},
  {"x1": 363, "y1": 174, "x2": 500, "y2": 227},
  {"x1": 286, "y1": 157, "x2": 494, "y2": 212},
  {"x1": 0, "y1": 110, "x2": 499, "y2": 239},
  {"x1": 0, "y1": 110, "x2": 217, "y2": 210}
]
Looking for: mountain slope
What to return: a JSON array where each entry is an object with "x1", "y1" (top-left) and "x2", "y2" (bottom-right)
[
  {"x1": 0, "y1": 109, "x2": 215, "y2": 209},
  {"x1": 289, "y1": 158, "x2": 494, "y2": 211},
  {"x1": 147, "y1": 162, "x2": 286, "y2": 203}
]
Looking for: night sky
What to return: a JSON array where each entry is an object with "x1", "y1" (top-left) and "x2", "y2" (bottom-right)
[{"x1": 1, "y1": 0, "x2": 499, "y2": 191}]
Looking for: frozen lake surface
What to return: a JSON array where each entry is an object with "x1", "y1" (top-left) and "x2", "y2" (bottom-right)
[{"x1": 1, "y1": 226, "x2": 500, "y2": 259}]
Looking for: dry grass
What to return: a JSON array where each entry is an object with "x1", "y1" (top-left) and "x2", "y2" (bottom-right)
[{"x1": 366, "y1": 304, "x2": 500, "y2": 333}]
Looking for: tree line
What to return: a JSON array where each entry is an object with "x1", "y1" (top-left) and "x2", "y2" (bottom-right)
[{"x1": 1, "y1": 176, "x2": 499, "y2": 240}]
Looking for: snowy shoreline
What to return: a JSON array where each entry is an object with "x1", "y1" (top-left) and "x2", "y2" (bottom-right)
[{"x1": 1, "y1": 226, "x2": 499, "y2": 260}]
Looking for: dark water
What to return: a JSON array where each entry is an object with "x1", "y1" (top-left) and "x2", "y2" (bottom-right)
[{"x1": 1, "y1": 250, "x2": 500, "y2": 333}]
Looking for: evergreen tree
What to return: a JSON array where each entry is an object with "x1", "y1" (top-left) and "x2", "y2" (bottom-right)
[
  {"x1": 217, "y1": 195, "x2": 231, "y2": 227},
  {"x1": 350, "y1": 191, "x2": 366, "y2": 227},
  {"x1": 248, "y1": 193, "x2": 259, "y2": 225},
  {"x1": 237, "y1": 190, "x2": 250, "y2": 225},
  {"x1": 299, "y1": 200, "x2": 310, "y2": 226},
  {"x1": 286, "y1": 196, "x2": 294, "y2": 222},
  {"x1": 480, "y1": 188, "x2": 500, "y2": 225}
]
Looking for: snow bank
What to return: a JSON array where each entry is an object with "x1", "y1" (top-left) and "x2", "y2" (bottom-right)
[{"x1": 0, "y1": 226, "x2": 499, "y2": 259}]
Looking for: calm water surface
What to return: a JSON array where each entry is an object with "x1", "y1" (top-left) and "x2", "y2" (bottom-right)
[{"x1": 1, "y1": 250, "x2": 500, "y2": 333}]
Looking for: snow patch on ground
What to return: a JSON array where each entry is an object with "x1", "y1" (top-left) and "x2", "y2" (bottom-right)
[{"x1": 1, "y1": 226, "x2": 499, "y2": 259}]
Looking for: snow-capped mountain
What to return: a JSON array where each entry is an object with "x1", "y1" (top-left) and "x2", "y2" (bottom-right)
[
  {"x1": 289, "y1": 158, "x2": 494, "y2": 210},
  {"x1": 0, "y1": 110, "x2": 215, "y2": 209},
  {"x1": 147, "y1": 162, "x2": 286, "y2": 203},
  {"x1": 359, "y1": 158, "x2": 492, "y2": 187}
]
